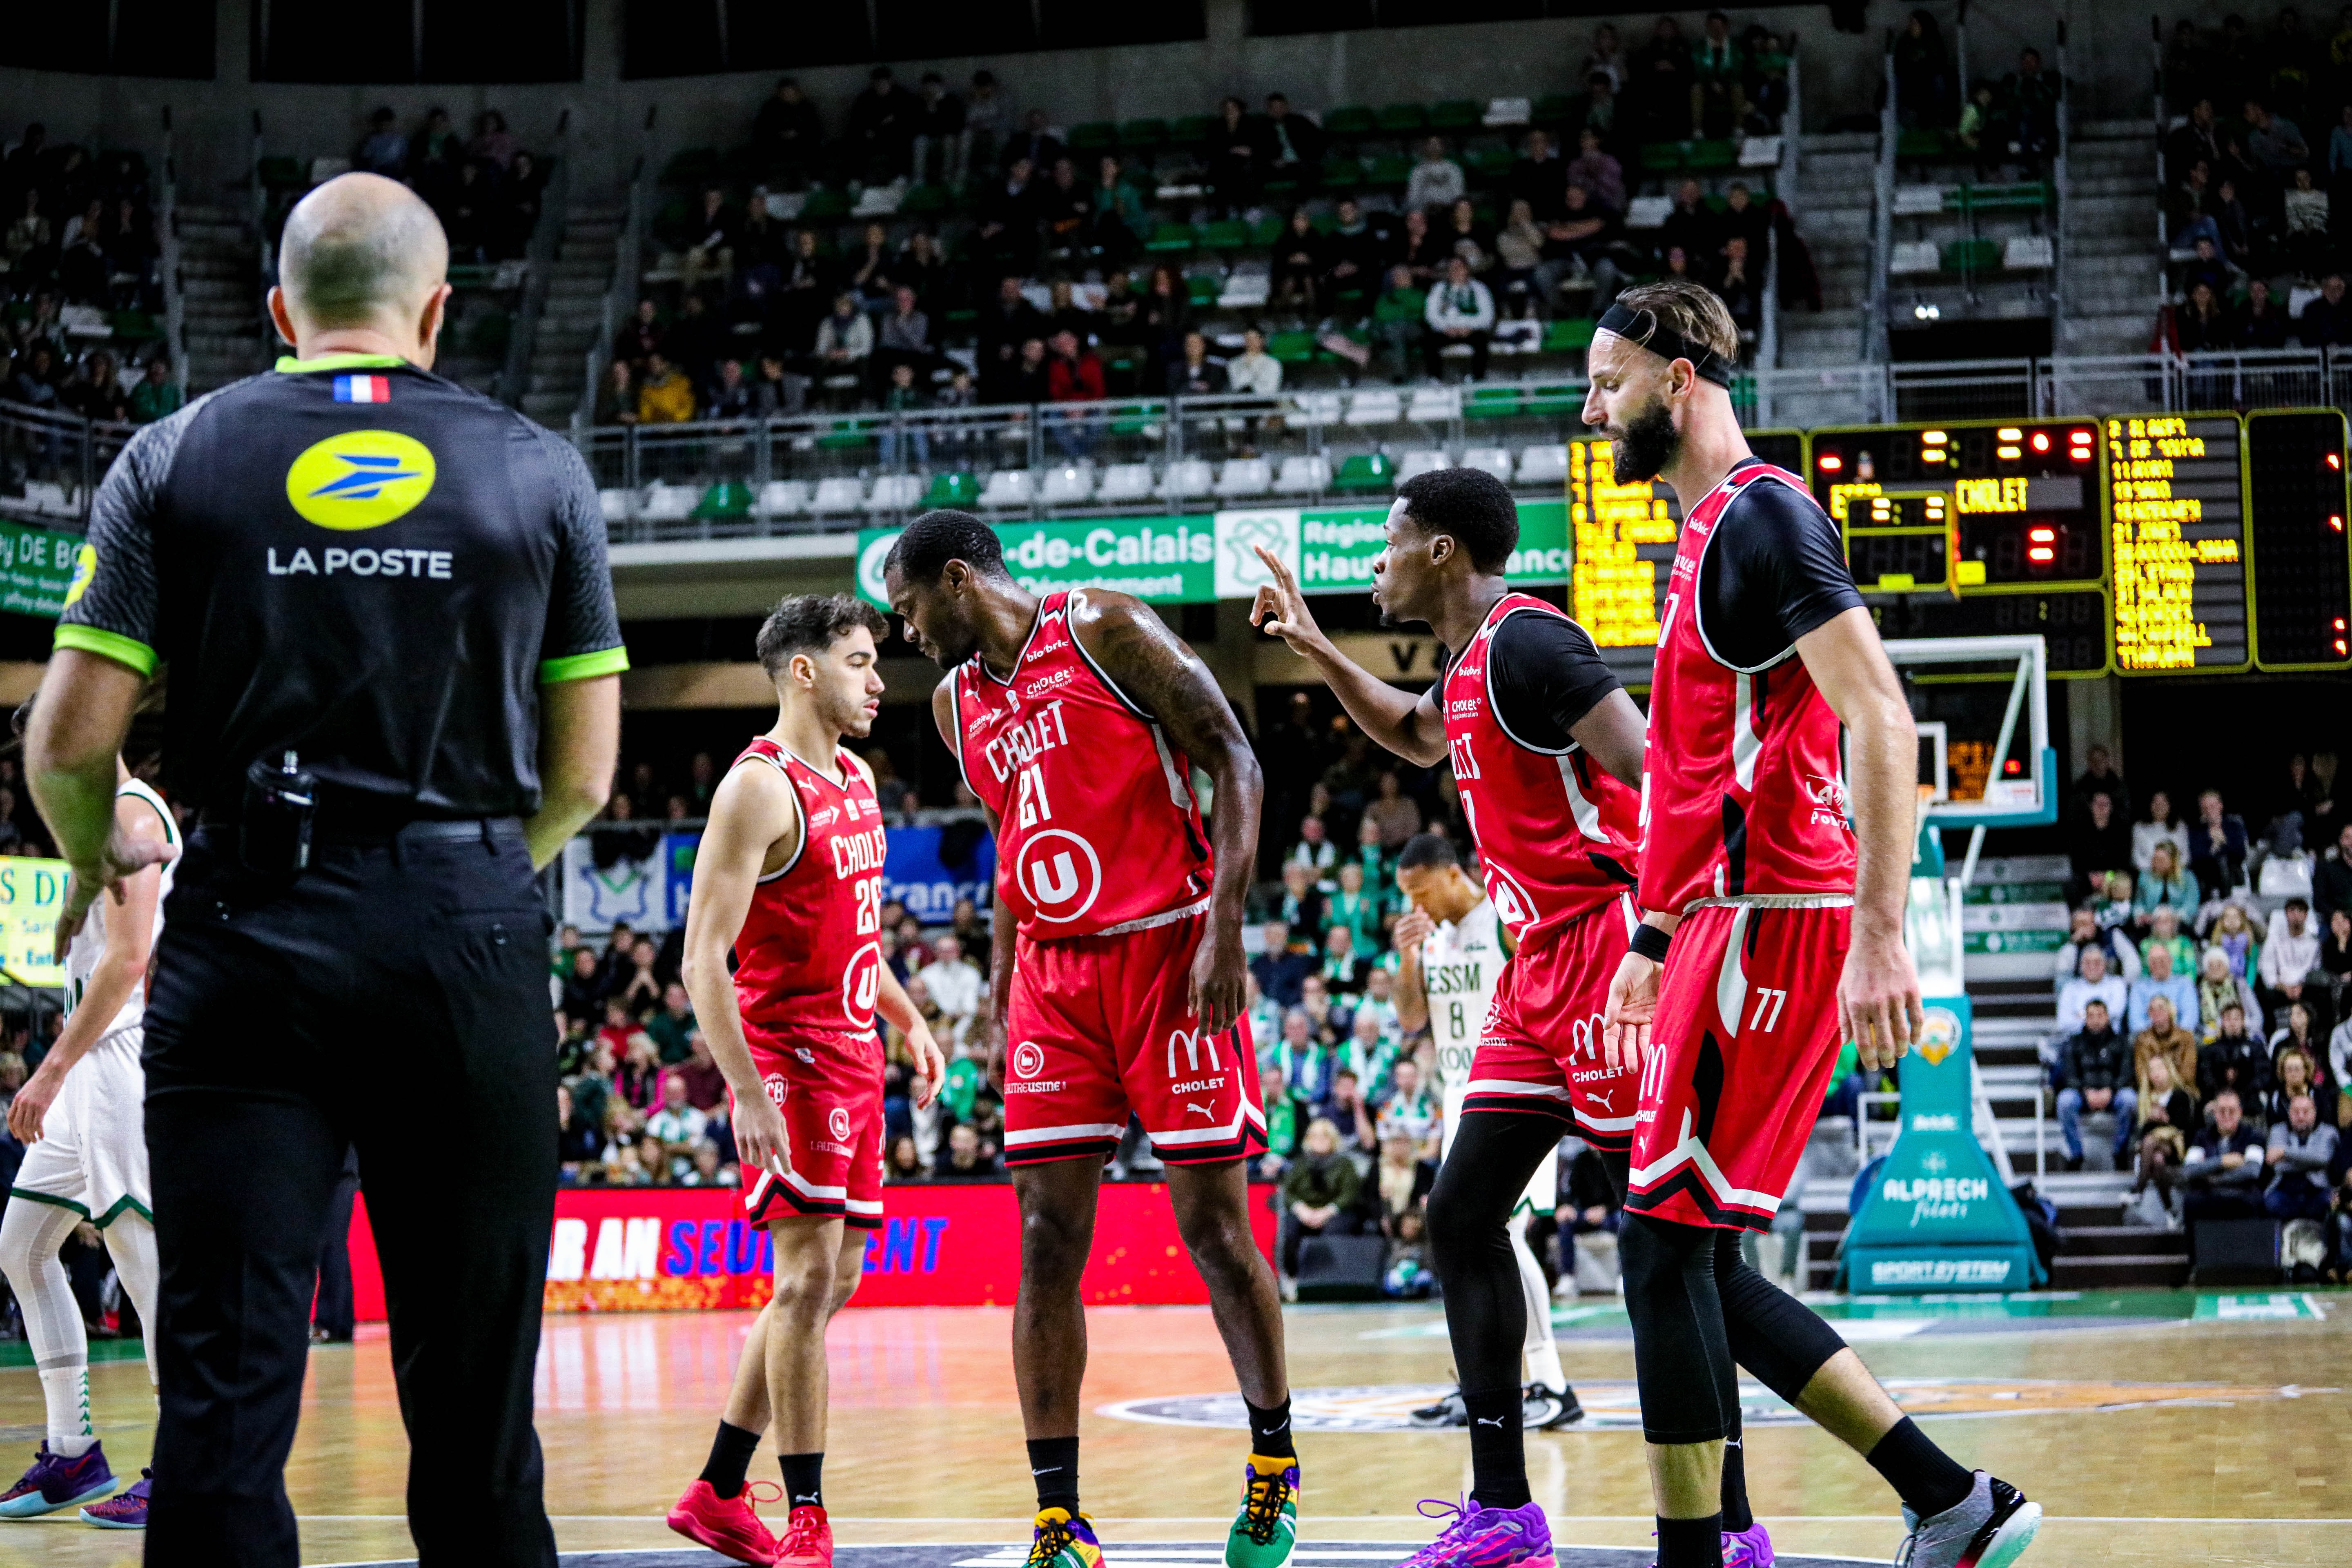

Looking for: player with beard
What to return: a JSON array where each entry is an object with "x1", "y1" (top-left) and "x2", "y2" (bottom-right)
[
  {"x1": 885, "y1": 511, "x2": 1295, "y2": 1568},
  {"x1": 1250, "y1": 469, "x2": 1764, "y2": 1567},
  {"x1": 667, "y1": 595, "x2": 947, "y2": 1568},
  {"x1": 1589, "y1": 282, "x2": 2041, "y2": 1568}
]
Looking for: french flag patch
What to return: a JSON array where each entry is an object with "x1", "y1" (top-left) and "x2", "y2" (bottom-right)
[{"x1": 333, "y1": 374, "x2": 390, "y2": 403}]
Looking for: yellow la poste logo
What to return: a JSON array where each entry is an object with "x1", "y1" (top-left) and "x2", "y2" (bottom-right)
[{"x1": 285, "y1": 430, "x2": 437, "y2": 530}]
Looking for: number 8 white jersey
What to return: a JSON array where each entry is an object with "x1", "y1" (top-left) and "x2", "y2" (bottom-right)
[{"x1": 1422, "y1": 898, "x2": 1503, "y2": 1115}]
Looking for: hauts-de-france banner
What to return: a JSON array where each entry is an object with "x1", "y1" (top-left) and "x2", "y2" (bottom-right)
[{"x1": 855, "y1": 502, "x2": 1568, "y2": 609}]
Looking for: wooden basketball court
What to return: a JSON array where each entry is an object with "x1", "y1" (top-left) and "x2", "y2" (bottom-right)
[{"x1": 2, "y1": 1287, "x2": 2343, "y2": 1566}]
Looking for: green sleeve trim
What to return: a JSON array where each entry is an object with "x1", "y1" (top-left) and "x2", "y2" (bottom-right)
[
  {"x1": 53, "y1": 623, "x2": 160, "y2": 678},
  {"x1": 274, "y1": 352, "x2": 409, "y2": 372},
  {"x1": 539, "y1": 645, "x2": 630, "y2": 684}
]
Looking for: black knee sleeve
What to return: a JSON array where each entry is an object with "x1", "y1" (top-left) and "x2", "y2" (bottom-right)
[
  {"x1": 1429, "y1": 1114, "x2": 1567, "y2": 1396},
  {"x1": 1712, "y1": 1231, "x2": 1846, "y2": 1403},
  {"x1": 1619, "y1": 1213, "x2": 1738, "y2": 1445}
]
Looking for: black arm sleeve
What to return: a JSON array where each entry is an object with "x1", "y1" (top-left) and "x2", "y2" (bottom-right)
[
  {"x1": 1486, "y1": 610, "x2": 1624, "y2": 753},
  {"x1": 530, "y1": 425, "x2": 628, "y2": 680},
  {"x1": 54, "y1": 398, "x2": 204, "y2": 675},
  {"x1": 1694, "y1": 474, "x2": 1864, "y2": 671}
]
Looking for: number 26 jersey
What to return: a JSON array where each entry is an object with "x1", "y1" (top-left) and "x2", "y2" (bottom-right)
[{"x1": 728, "y1": 737, "x2": 889, "y2": 1039}]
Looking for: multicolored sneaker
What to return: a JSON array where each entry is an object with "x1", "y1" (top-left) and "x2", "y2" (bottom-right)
[
  {"x1": 1722, "y1": 1520, "x2": 1775, "y2": 1566},
  {"x1": 1397, "y1": 1497, "x2": 1553, "y2": 1567},
  {"x1": 0, "y1": 1442, "x2": 116, "y2": 1519},
  {"x1": 1225, "y1": 1455, "x2": 1300, "y2": 1568},
  {"x1": 1025, "y1": 1506, "x2": 1105, "y2": 1568},
  {"x1": 774, "y1": 1502, "x2": 834, "y2": 1568},
  {"x1": 80, "y1": 1469, "x2": 151, "y2": 1528},
  {"x1": 665, "y1": 1477, "x2": 782, "y2": 1565},
  {"x1": 1895, "y1": 1473, "x2": 2041, "y2": 1568}
]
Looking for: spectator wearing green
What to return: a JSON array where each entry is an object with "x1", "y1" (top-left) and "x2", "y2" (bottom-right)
[
  {"x1": 127, "y1": 357, "x2": 182, "y2": 423},
  {"x1": 2131, "y1": 841, "x2": 2199, "y2": 928},
  {"x1": 2139, "y1": 905, "x2": 2196, "y2": 980},
  {"x1": 1371, "y1": 263, "x2": 1428, "y2": 384},
  {"x1": 644, "y1": 982, "x2": 697, "y2": 1064},
  {"x1": 941, "y1": 1045, "x2": 987, "y2": 1123},
  {"x1": 1327, "y1": 860, "x2": 1384, "y2": 962}
]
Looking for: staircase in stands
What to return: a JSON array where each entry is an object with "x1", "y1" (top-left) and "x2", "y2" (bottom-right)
[
  {"x1": 175, "y1": 202, "x2": 266, "y2": 393},
  {"x1": 2058, "y1": 119, "x2": 2162, "y2": 356},
  {"x1": 521, "y1": 205, "x2": 625, "y2": 428},
  {"x1": 1798, "y1": 850, "x2": 2191, "y2": 1293},
  {"x1": 1774, "y1": 131, "x2": 1877, "y2": 372}
]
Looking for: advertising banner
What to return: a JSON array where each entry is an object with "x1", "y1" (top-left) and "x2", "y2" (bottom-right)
[
  {"x1": 560, "y1": 832, "x2": 669, "y2": 933},
  {"x1": 0, "y1": 524, "x2": 85, "y2": 619},
  {"x1": 856, "y1": 502, "x2": 1569, "y2": 610},
  {"x1": 0, "y1": 856, "x2": 71, "y2": 987},
  {"x1": 345, "y1": 1180, "x2": 1276, "y2": 1319}
]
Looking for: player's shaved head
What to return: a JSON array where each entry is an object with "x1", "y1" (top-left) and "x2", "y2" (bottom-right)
[{"x1": 278, "y1": 173, "x2": 448, "y2": 332}]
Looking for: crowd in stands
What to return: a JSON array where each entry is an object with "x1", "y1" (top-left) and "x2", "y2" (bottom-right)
[
  {"x1": 1886, "y1": 11, "x2": 2065, "y2": 167},
  {"x1": 2058, "y1": 745, "x2": 2352, "y2": 1276},
  {"x1": 2156, "y1": 8, "x2": 2352, "y2": 350},
  {"x1": 0, "y1": 121, "x2": 178, "y2": 445},
  {"x1": 347, "y1": 106, "x2": 547, "y2": 267},
  {"x1": 599, "y1": 18, "x2": 1804, "y2": 426}
]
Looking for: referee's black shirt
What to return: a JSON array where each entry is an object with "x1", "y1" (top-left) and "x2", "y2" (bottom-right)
[{"x1": 56, "y1": 352, "x2": 627, "y2": 820}]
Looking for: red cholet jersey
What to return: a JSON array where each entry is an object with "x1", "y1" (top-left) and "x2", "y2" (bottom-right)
[
  {"x1": 952, "y1": 590, "x2": 1214, "y2": 941},
  {"x1": 1441, "y1": 592, "x2": 1640, "y2": 944},
  {"x1": 728, "y1": 737, "x2": 889, "y2": 1037},
  {"x1": 1640, "y1": 460, "x2": 1862, "y2": 914}
]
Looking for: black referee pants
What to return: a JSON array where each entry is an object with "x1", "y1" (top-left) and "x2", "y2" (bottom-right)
[{"x1": 142, "y1": 824, "x2": 559, "y2": 1567}]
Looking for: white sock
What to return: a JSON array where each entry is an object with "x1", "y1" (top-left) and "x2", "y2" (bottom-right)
[
  {"x1": 39, "y1": 1366, "x2": 96, "y2": 1456},
  {"x1": 1509, "y1": 1211, "x2": 1568, "y2": 1392},
  {"x1": 1, "y1": 1198, "x2": 94, "y2": 1454}
]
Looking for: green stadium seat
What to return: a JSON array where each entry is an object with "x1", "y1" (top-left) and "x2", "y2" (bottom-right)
[
  {"x1": 800, "y1": 188, "x2": 850, "y2": 220},
  {"x1": 1376, "y1": 103, "x2": 1430, "y2": 134},
  {"x1": 1263, "y1": 176, "x2": 1303, "y2": 200},
  {"x1": 943, "y1": 308, "x2": 978, "y2": 328},
  {"x1": 1248, "y1": 214, "x2": 1285, "y2": 247},
  {"x1": 1267, "y1": 331, "x2": 1318, "y2": 364},
  {"x1": 1897, "y1": 127, "x2": 1950, "y2": 159},
  {"x1": 1120, "y1": 118, "x2": 1171, "y2": 148},
  {"x1": 1941, "y1": 238, "x2": 2000, "y2": 273},
  {"x1": 921, "y1": 472, "x2": 981, "y2": 508},
  {"x1": 1171, "y1": 114, "x2": 1219, "y2": 147},
  {"x1": 1068, "y1": 121, "x2": 1119, "y2": 151},
  {"x1": 1332, "y1": 453, "x2": 1396, "y2": 492},
  {"x1": 902, "y1": 183, "x2": 948, "y2": 216},
  {"x1": 1322, "y1": 105, "x2": 1378, "y2": 137},
  {"x1": 1464, "y1": 386, "x2": 1522, "y2": 418},
  {"x1": 108, "y1": 311, "x2": 159, "y2": 340},
  {"x1": 1521, "y1": 383, "x2": 1582, "y2": 415},
  {"x1": 1365, "y1": 154, "x2": 1414, "y2": 187},
  {"x1": 1532, "y1": 94, "x2": 1578, "y2": 127},
  {"x1": 1147, "y1": 222, "x2": 1198, "y2": 254},
  {"x1": 1466, "y1": 146, "x2": 1516, "y2": 180},
  {"x1": 1543, "y1": 318, "x2": 1598, "y2": 352},
  {"x1": 1686, "y1": 139, "x2": 1735, "y2": 171},
  {"x1": 1204, "y1": 219, "x2": 1252, "y2": 252},
  {"x1": 818, "y1": 423, "x2": 876, "y2": 451},
  {"x1": 1319, "y1": 155, "x2": 1362, "y2": 192},
  {"x1": 693, "y1": 481, "x2": 753, "y2": 519},
  {"x1": 1639, "y1": 143, "x2": 1686, "y2": 174},
  {"x1": 1186, "y1": 274, "x2": 1221, "y2": 305},
  {"x1": 1429, "y1": 100, "x2": 1481, "y2": 130},
  {"x1": 1964, "y1": 182, "x2": 2053, "y2": 213},
  {"x1": 1108, "y1": 408, "x2": 1158, "y2": 434}
]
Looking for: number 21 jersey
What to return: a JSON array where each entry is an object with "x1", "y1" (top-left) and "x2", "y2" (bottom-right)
[{"x1": 728, "y1": 737, "x2": 888, "y2": 1038}]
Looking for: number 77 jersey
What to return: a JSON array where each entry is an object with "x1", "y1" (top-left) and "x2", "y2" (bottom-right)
[{"x1": 728, "y1": 737, "x2": 891, "y2": 1037}]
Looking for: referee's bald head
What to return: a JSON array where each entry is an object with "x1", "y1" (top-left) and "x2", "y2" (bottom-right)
[{"x1": 276, "y1": 172, "x2": 450, "y2": 337}]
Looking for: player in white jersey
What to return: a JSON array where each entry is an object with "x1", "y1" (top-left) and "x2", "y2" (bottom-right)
[
  {"x1": 0, "y1": 727, "x2": 176, "y2": 1530},
  {"x1": 1390, "y1": 834, "x2": 1579, "y2": 1430}
]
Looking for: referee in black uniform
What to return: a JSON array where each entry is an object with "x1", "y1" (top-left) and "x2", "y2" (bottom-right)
[{"x1": 24, "y1": 173, "x2": 623, "y2": 1566}]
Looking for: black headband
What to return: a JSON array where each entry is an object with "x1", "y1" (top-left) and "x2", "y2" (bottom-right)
[{"x1": 1594, "y1": 302, "x2": 1735, "y2": 388}]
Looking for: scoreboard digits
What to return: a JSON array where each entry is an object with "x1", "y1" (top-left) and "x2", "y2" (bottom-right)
[{"x1": 2105, "y1": 415, "x2": 2250, "y2": 674}]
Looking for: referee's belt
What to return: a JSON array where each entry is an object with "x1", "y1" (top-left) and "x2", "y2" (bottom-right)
[{"x1": 197, "y1": 811, "x2": 526, "y2": 846}]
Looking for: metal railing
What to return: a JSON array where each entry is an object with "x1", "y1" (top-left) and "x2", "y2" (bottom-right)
[
  {"x1": 0, "y1": 402, "x2": 138, "y2": 529},
  {"x1": 158, "y1": 107, "x2": 189, "y2": 394},
  {"x1": 500, "y1": 109, "x2": 574, "y2": 409},
  {"x1": 1869, "y1": 45, "x2": 1898, "y2": 362},
  {"x1": 577, "y1": 108, "x2": 657, "y2": 432}
]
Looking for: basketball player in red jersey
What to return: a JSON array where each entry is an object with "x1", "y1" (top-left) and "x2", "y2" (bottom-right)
[
  {"x1": 1251, "y1": 469, "x2": 1762, "y2": 1568},
  {"x1": 884, "y1": 511, "x2": 1294, "y2": 1568},
  {"x1": 666, "y1": 595, "x2": 947, "y2": 1568},
  {"x1": 1588, "y1": 282, "x2": 2040, "y2": 1568}
]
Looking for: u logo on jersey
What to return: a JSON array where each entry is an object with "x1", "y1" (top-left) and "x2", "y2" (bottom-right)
[
  {"x1": 1011, "y1": 1040, "x2": 1047, "y2": 1080},
  {"x1": 841, "y1": 941, "x2": 883, "y2": 1027},
  {"x1": 1016, "y1": 828, "x2": 1102, "y2": 922}
]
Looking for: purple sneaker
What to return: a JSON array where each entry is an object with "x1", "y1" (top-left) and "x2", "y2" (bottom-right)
[
  {"x1": 1397, "y1": 1497, "x2": 1553, "y2": 1568},
  {"x1": 1722, "y1": 1521, "x2": 1775, "y2": 1566},
  {"x1": 0, "y1": 1441, "x2": 116, "y2": 1518},
  {"x1": 81, "y1": 1468, "x2": 151, "y2": 1529}
]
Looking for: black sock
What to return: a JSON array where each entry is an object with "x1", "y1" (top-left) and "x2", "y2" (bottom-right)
[
  {"x1": 779, "y1": 1452, "x2": 824, "y2": 1510},
  {"x1": 1657, "y1": 1512, "x2": 1725, "y2": 1568},
  {"x1": 699, "y1": 1419, "x2": 761, "y2": 1501},
  {"x1": 1027, "y1": 1435, "x2": 1080, "y2": 1514},
  {"x1": 1865, "y1": 1417, "x2": 1974, "y2": 1519},
  {"x1": 1461, "y1": 1385, "x2": 1530, "y2": 1510},
  {"x1": 1245, "y1": 1396, "x2": 1296, "y2": 1461},
  {"x1": 1719, "y1": 1424, "x2": 1753, "y2": 1532}
]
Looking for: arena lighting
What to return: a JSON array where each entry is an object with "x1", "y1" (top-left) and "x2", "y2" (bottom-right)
[
  {"x1": 1817, "y1": 453, "x2": 1843, "y2": 471},
  {"x1": 2333, "y1": 515, "x2": 2346, "y2": 532},
  {"x1": 2330, "y1": 452, "x2": 2343, "y2": 470},
  {"x1": 2030, "y1": 432, "x2": 2051, "y2": 452}
]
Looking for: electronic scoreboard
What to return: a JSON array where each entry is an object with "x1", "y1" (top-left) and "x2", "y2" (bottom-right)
[{"x1": 1559, "y1": 411, "x2": 2352, "y2": 681}]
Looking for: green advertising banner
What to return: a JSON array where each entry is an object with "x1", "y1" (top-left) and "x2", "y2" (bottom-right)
[
  {"x1": 0, "y1": 523, "x2": 85, "y2": 620},
  {"x1": 855, "y1": 501, "x2": 1569, "y2": 609}
]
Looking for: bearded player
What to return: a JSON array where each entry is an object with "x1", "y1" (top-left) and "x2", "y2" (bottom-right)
[
  {"x1": 1589, "y1": 281, "x2": 2040, "y2": 1568},
  {"x1": 1389, "y1": 833, "x2": 1580, "y2": 1433},
  {"x1": 885, "y1": 510, "x2": 1294, "y2": 1568},
  {"x1": 0, "y1": 705, "x2": 174, "y2": 1530},
  {"x1": 666, "y1": 595, "x2": 946, "y2": 1568},
  {"x1": 1252, "y1": 468, "x2": 1762, "y2": 1567}
]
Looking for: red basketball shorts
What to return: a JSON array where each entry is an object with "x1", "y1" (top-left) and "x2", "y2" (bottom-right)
[
  {"x1": 1002, "y1": 910, "x2": 1268, "y2": 1166},
  {"x1": 1463, "y1": 893, "x2": 1644, "y2": 1152},
  {"x1": 1625, "y1": 901, "x2": 1853, "y2": 1232},
  {"x1": 733, "y1": 1025, "x2": 886, "y2": 1230}
]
